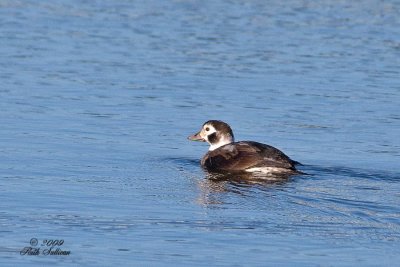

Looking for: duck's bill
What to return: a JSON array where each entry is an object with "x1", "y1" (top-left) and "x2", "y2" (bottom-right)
[{"x1": 187, "y1": 132, "x2": 205, "y2": 142}]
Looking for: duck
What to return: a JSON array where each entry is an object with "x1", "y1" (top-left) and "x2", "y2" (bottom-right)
[{"x1": 188, "y1": 120, "x2": 300, "y2": 174}]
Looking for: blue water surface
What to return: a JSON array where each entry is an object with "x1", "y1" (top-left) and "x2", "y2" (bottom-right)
[{"x1": 1, "y1": 1, "x2": 400, "y2": 266}]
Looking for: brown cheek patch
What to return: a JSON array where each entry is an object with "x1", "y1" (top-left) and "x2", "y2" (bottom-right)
[{"x1": 207, "y1": 132, "x2": 218, "y2": 143}]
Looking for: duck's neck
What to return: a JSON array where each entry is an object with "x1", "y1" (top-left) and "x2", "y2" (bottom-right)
[{"x1": 208, "y1": 136, "x2": 234, "y2": 151}]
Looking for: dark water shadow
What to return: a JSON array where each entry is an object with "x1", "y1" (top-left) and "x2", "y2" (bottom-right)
[
  {"x1": 300, "y1": 164, "x2": 400, "y2": 182},
  {"x1": 191, "y1": 171, "x2": 307, "y2": 207},
  {"x1": 204, "y1": 171, "x2": 294, "y2": 186}
]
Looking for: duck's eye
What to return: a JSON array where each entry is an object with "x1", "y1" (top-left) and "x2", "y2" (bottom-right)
[{"x1": 205, "y1": 127, "x2": 210, "y2": 131}]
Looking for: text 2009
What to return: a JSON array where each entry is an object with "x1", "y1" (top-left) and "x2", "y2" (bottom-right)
[{"x1": 42, "y1": 240, "x2": 64, "y2": 247}]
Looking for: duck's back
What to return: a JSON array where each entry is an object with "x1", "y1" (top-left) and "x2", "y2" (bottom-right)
[{"x1": 201, "y1": 141, "x2": 298, "y2": 173}]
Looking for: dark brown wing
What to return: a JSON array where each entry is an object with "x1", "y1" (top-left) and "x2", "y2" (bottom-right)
[{"x1": 201, "y1": 141, "x2": 296, "y2": 172}]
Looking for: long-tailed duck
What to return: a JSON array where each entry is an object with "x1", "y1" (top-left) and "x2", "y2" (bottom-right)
[{"x1": 188, "y1": 120, "x2": 300, "y2": 174}]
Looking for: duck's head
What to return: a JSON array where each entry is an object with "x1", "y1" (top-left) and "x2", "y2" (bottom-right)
[{"x1": 188, "y1": 120, "x2": 235, "y2": 151}]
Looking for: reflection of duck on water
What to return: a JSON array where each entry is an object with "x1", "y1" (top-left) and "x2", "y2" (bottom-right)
[
  {"x1": 195, "y1": 172, "x2": 293, "y2": 207},
  {"x1": 188, "y1": 120, "x2": 302, "y2": 175}
]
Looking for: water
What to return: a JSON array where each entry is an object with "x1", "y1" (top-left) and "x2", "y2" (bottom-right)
[{"x1": 1, "y1": 0, "x2": 399, "y2": 266}]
